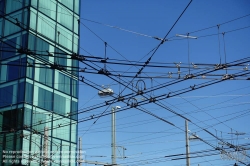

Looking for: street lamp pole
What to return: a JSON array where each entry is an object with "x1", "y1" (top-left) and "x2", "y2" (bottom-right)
[
  {"x1": 185, "y1": 120, "x2": 190, "y2": 166},
  {"x1": 111, "y1": 106, "x2": 120, "y2": 165}
]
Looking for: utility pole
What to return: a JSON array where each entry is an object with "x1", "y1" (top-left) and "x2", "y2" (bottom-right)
[
  {"x1": 111, "y1": 106, "x2": 121, "y2": 165},
  {"x1": 112, "y1": 107, "x2": 116, "y2": 165},
  {"x1": 43, "y1": 127, "x2": 48, "y2": 166},
  {"x1": 78, "y1": 137, "x2": 83, "y2": 166},
  {"x1": 185, "y1": 120, "x2": 190, "y2": 166}
]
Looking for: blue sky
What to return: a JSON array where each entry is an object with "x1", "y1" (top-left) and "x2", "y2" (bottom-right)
[{"x1": 78, "y1": 1, "x2": 250, "y2": 165}]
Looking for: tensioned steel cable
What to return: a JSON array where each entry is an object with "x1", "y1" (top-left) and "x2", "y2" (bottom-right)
[{"x1": 0, "y1": 3, "x2": 249, "y2": 160}]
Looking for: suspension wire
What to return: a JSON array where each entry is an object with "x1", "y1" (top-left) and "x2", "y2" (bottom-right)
[
  {"x1": 0, "y1": 5, "x2": 249, "y2": 162},
  {"x1": 2, "y1": 37, "x2": 250, "y2": 161}
]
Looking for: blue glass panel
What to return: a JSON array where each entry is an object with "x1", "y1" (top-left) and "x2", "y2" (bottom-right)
[
  {"x1": 0, "y1": 84, "x2": 17, "y2": 107},
  {"x1": 20, "y1": 57, "x2": 27, "y2": 78},
  {"x1": 0, "y1": 86, "x2": 13, "y2": 107},
  {"x1": 25, "y1": 83, "x2": 33, "y2": 104},
  {"x1": 4, "y1": 13, "x2": 22, "y2": 36},
  {"x1": 18, "y1": 82, "x2": 25, "y2": 103},
  {"x1": 58, "y1": 72, "x2": 70, "y2": 94},
  {"x1": 54, "y1": 93, "x2": 66, "y2": 115},
  {"x1": 39, "y1": 65, "x2": 53, "y2": 87},
  {"x1": 55, "y1": 48, "x2": 67, "y2": 66},
  {"x1": 71, "y1": 100, "x2": 77, "y2": 120},
  {"x1": 72, "y1": 79, "x2": 78, "y2": 97},
  {"x1": 1, "y1": 37, "x2": 17, "y2": 60},
  {"x1": 0, "y1": 0, "x2": 4, "y2": 15},
  {"x1": 36, "y1": 37, "x2": 49, "y2": 61},
  {"x1": 28, "y1": 33, "x2": 36, "y2": 51},
  {"x1": 38, "y1": 87, "x2": 52, "y2": 111},
  {"x1": 6, "y1": 0, "x2": 22, "y2": 14},
  {"x1": 72, "y1": 59, "x2": 78, "y2": 75},
  {"x1": 7, "y1": 60, "x2": 19, "y2": 80}
]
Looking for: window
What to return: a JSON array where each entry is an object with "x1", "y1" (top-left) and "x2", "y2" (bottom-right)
[
  {"x1": 71, "y1": 100, "x2": 77, "y2": 120},
  {"x1": 74, "y1": 0, "x2": 80, "y2": 15},
  {"x1": 30, "y1": 9, "x2": 37, "y2": 30},
  {"x1": 73, "y1": 34, "x2": 79, "y2": 53},
  {"x1": 0, "y1": 58, "x2": 26, "y2": 82},
  {"x1": 55, "y1": 48, "x2": 67, "y2": 66},
  {"x1": 2, "y1": 109, "x2": 23, "y2": 131},
  {"x1": 4, "y1": 12, "x2": 22, "y2": 36},
  {"x1": 73, "y1": 15, "x2": 79, "y2": 34},
  {"x1": 57, "y1": 25, "x2": 73, "y2": 50},
  {"x1": 6, "y1": 0, "x2": 22, "y2": 14},
  {"x1": 7, "y1": 60, "x2": 20, "y2": 80},
  {"x1": 72, "y1": 79, "x2": 78, "y2": 97},
  {"x1": 57, "y1": 72, "x2": 70, "y2": 94},
  {"x1": 26, "y1": 58, "x2": 34, "y2": 79},
  {"x1": 39, "y1": 65, "x2": 53, "y2": 87},
  {"x1": 39, "y1": 0, "x2": 56, "y2": 20},
  {"x1": 57, "y1": 4, "x2": 73, "y2": 30},
  {"x1": 24, "y1": 107, "x2": 32, "y2": 127},
  {"x1": 1, "y1": 37, "x2": 17, "y2": 60},
  {"x1": 54, "y1": 93, "x2": 66, "y2": 115},
  {"x1": 25, "y1": 82, "x2": 33, "y2": 104},
  {"x1": 37, "y1": 13, "x2": 55, "y2": 41},
  {"x1": 0, "y1": 84, "x2": 17, "y2": 108},
  {"x1": 0, "y1": 0, "x2": 5, "y2": 14},
  {"x1": 36, "y1": 37, "x2": 50, "y2": 61},
  {"x1": 33, "y1": 111, "x2": 46, "y2": 131},
  {"x1": 59, "y1": 0, "x2": 73, "y2": 11},
  {"x1": 38, "y1": 87, "x2": 53, "y2": 111},
  {"x1": 18, "y1": 82, "x2": 25, "y2": 103},
  {"x1": 53, "y1": 114, "x2": 70, "y2": 141}
]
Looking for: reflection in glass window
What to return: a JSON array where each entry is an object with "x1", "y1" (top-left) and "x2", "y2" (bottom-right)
[
  {"x1": 57, "y1": 25, "x2": 73, "y2": 50},
  {"x1": 57, "y1": 72, "x2": 70, "y2": 94},
  {"x1": 6, "y1": 0, "x2": 22, "y2": 14},
  {"x1": 72, "y1": 79, "x2": 78, "y2": 97},
  {"x1": 58, "y1": 4, "x2": 73, "y2": 30},
  {"x1": 25, "y1": 82, "x2": 33, "y2": 104},
  {"x1": 55, "y1": 48, "x2": 67, "y2": 66},
  {"x1": 74, "y1": 0, "x2": 80, "y2": 14},
  {"x1": 1, "y1": 37, "x2": 17, "y2": 59},
  {"x1": 0, "y1": 84, "x2": 17, "y2": 108},
  {"x1": 4, "y1": 12, "x2": 22, "y2": 36},
  {"x1": 37, "y1": 13, "x2": 55, "y2": 41},
  {"x1": 18, "y1": 82, "x2": 25, "y2": 103},
  {"x1": 24, "y1": 107, "x2": 32, "y2": 127},
  {"x1": 71, "y1": 101, "x2": 77, "y2": 120},
  {"x1": 7, "y1": 60, "x2": 20, "y2": 80},
  {"x1": 73, "y1": 15, "x2": 79, "y2": 34},
  {"x1": 30, "y1": 9, "x2": 37, "y2": 30},
  {"x1": 0, "y1": 0, "x2": 5, "y2": 14},
  {"x1": 36, "y1": 37, "x2": 49, "y2": 61},
  {"x1": 59, "y1": 0, "x2": 73, "y2": 11},
  {"x1": 54, "y1": 93, "x2": 66, "y2": 115},
  {"x1": 53, "y1": 114, "x2": 70, "y2": 141},
  {"x1": 39, "y1": 65, "x2": 53, "y2": 87},
  {"x1": 38, "y1": 87, "x2": 53, "y2": 111},
  {"x1": 39, "y1": 0, "x2": 56, "y2": 20},
  {"x1": 0, "y1": 58, "x2": 26, "y2": 82}
]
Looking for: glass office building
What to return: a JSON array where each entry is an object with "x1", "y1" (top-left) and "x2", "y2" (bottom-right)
[{"x1": 0, "y1": 0, "x2": 80, "y2": 165}]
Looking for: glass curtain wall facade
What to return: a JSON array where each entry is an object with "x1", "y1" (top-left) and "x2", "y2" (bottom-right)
[{"x1": 0, "y1": 0, "x2": 80, "y2": 165}]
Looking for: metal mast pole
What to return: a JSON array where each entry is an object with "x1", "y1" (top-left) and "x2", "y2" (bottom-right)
[
  {"x1": 185, "y1": 120, "x2": 190, "y2": 166},
  {"x1": 43, "y1": 127, "x2": 48, "y2": 166},
  {"x1": 78, "y1": 137, "x2": 82, "y2": 166},
  {"x1": 111, "y1": 107, "x2": 116, "y2": 165}
]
